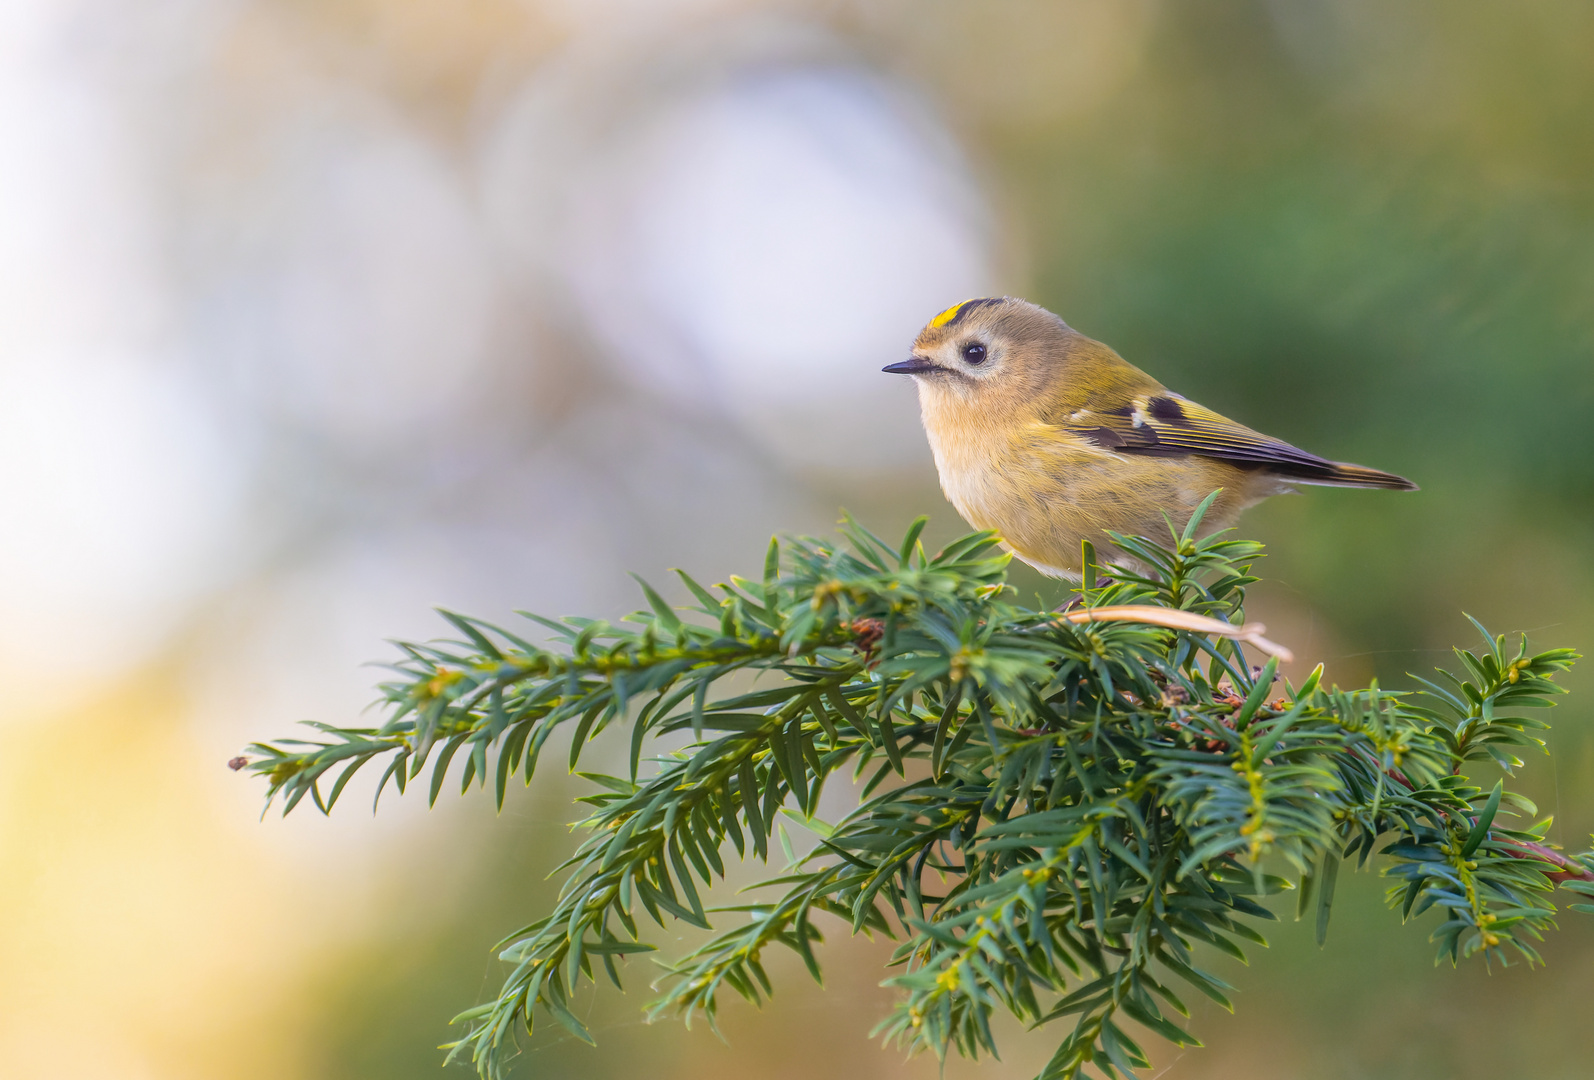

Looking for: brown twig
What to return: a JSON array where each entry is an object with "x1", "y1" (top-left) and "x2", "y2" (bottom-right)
[
  {"x1": 848, "y1": 617, "x2": 885, "y2": 662},
  {"x1": 1363, "y1": 750, "x2": 1594, "y2": 884},
  {"x1": 1497, "y1": 838, "x2": 1594, "y2": 884}
]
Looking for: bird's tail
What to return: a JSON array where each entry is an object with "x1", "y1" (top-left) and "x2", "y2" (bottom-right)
[{"x1": 1281, "y1": 459, "x2": 1419, "y2": 491}]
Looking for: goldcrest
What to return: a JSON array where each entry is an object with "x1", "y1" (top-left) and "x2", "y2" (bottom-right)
[{"x1": 885, "y1": 297, "x2": 1416, "y2": 579}]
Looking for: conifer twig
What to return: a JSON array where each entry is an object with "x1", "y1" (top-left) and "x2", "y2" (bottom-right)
[{"x1": 240, "y1": 501, "x2": 1590, "y2": 1080}]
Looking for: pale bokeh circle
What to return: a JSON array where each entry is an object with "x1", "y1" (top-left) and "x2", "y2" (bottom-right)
[{"x1": 483, "y1": 32, "x2": 997, "y2": 474}]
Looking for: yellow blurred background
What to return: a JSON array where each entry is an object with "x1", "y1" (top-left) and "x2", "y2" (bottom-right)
[{"x1": 2, "y1": 1, "x2": 1591, "y2": 1077}]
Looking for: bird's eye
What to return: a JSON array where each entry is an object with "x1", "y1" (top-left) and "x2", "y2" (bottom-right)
[{"x1": 961, "y1": 342, "x2": 987, "y2": 365}]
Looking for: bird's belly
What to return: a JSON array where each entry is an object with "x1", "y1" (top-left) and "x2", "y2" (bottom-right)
[{"x1": 932, "y1": 437, "x2": 1250, "y2": 578}]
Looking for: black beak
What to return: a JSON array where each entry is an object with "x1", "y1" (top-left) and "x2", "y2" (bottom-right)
[{"x1": 882, "y1": 356, "x2": 939, "y2": 375}]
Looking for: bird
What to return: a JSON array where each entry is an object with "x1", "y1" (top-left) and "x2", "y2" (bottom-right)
[{"x1": 883, "y1": 297, "x2": 1416, "y2": 580}]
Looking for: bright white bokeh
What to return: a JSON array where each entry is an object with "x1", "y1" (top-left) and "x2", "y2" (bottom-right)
[
  {"x1": 0, "y1": 354, "x2": 244, "y2": 713},
  {"x1": 0, "y1": 0, "x2": 246, "y2": 717},
  {"x1": 484, "y1": 45, "x2": 995, "y2": 473},
  {"x1": 193, "y1": 92, "x2": 498, "y2": 453}
]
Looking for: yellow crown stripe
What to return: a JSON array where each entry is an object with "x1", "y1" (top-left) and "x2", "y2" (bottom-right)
[
  {"x1": 929, "y1": 297, "x2": 1003, "y2": 329},
  {"x1": 929, "y1": 299, "x2": 978, "y2": 328}
]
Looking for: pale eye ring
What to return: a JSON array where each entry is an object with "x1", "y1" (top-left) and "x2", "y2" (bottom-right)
[{"x1": 961, "y1": 342, "x2": 987, "y2": 365}]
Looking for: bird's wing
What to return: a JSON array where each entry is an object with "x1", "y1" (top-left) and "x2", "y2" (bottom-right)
[{"x1": 1056, "y1": 392, "x2": 1416, "y2": 490}]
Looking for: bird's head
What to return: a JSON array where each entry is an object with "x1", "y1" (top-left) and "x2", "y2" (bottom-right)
[{"x1": 883, "y1": 297, "x2": 1076, "y2": 417}]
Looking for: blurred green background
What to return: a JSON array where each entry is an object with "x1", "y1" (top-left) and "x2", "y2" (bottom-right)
[{"x1": 3, "y1": 1, "x2": 1590, "y2": 1077}]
